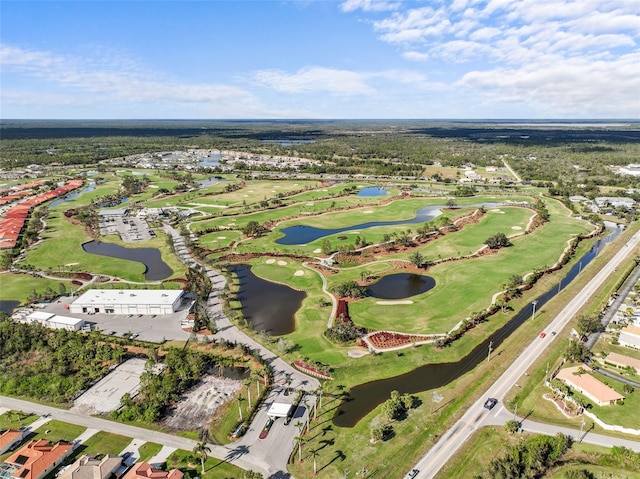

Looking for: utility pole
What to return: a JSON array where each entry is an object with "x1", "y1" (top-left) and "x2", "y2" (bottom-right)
[
  {"x1": 579, "y1": 416, "x2": 586, "y2": 441},
  {"x1": 531, "y1": 300, "x2": 538, "y2": 320},
  {"x1": 487, "y1": 340, "x2": 493, "y2": 362},
  {"x1": 545, "y1": 362, "x2": 549, "y2": 384},
  {"x1": 513, "y1": 403, "x2": 518, "y2": 421}
]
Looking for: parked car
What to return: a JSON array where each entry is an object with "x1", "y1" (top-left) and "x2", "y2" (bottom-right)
[{"x1": 484, "y1": 397, "x2": 498, "y2": 410}]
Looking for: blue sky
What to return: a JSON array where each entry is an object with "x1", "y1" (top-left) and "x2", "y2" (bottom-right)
[{"x1": 1, "y1": 0, "x2": 639, "y2": 119}]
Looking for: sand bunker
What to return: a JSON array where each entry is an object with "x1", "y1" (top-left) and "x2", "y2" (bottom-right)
[
  {"x1": 306, "y1": 202, "x2": 314, "y2": 206},
  {"x1": 265, "y1": 259, "x2": 276, "y2": 264},
  {"x1": 375, "y1": 300, "x2": 414, "y2": 305},
  {"x1": 363, "y1": 210, "x2": 374, "y2": 214},
  {"x1": 348, "y1": 350, "x2": 370, "y2": 358},
  {"x1": 294, "y1": 270, "x2": 304, "y2": 276},
  {"x1": 511, "y1": 226, "x2": 522, "y2": 230},
  {"x1": 313, "y1": 248, "x2": 322, "y2": 253},
  {"x1": 490, "y1": 209, "x2": 502, "y2": 212},
  {"x1": 217, "y1": 236, "x2": 227, "y2": 239},
  {"x1": 277, "y1": 260, "x2": 287, "y2": 266}
]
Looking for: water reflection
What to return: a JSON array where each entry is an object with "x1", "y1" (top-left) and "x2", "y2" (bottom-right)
[
  {"x1": 228, "y1": 264, "x2": 304, "y2": 336},
  {"x1": 333, "y1": 227, "x2": 622, "y2": 427},
  {"x1": 366, "y1": 273, "x2": 435, "y2": 300},
  {"x1": 82, "y1": 241, "x2": 173, "y2": 281}
]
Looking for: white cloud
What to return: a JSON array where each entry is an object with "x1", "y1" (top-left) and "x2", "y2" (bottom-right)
[
  {"x1": 1, "y1": 44, "x2": 257, "y2": 112},
  {"x1": 402, "y1": 51, "x2": 430, "y2": 61},
  {"x1": 252, "y1": 67, "x2": 375, "y2": 94},
  {"x1": 340, "y1": 0, "x2": 400, "y2": 13},
  {"x1": 457, "y1": 52, "x2": 640, "y2": 117}
]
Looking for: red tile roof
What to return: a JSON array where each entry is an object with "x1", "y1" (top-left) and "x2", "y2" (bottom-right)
[
  {"x1": 4, "y1": 439, "x2": 73, "y2": 479},
  {"x1": 122, "y1": 463, "x2": 183, "y2": 479}
]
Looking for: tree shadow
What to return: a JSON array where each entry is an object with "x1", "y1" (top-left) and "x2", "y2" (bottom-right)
[
  {"x1": 319, "y1": 449, "x2": 346, "y2": 473},
  {"x1": 225, "y1": 444, "x2": 250, "y2": 461}
]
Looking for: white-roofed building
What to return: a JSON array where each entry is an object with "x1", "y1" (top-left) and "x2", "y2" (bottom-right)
[
  {"x1": 619, "y1": 325, "x2": 640, "y2": 350},
  {"x1": 69, "y1": 289, "x2": 183, "y2": 315},
  {"x1": 19, "y1": 311, "x2": 85, "y2": 331}
]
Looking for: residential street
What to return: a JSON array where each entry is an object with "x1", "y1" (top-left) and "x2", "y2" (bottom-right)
[{"x1": 410, "y1": 229, "x2": 640, "y2": 479}]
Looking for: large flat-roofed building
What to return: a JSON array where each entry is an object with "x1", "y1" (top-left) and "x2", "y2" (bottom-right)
[
  {"x1": 69, "y1": 289, "x2": 183, "y2": 315},
  {"x1": 18, "y1": 311, "x2": 85, "y2": 331}
]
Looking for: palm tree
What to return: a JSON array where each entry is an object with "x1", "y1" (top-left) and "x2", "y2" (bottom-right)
[
  {"x1": 193, "y1": 441, "x2": 211, "y2": 474},
  {"x1": 237, "y1": 393, "x2": 245, "y2": 421},
  {"x1": 252, "y1": 368, "x2": 262, "y2": 397},
  {"x1": 294, "y1": 435, "x2": 305, "y2": 462},
  {"x1": 245, "y1": 379, "x2": 252, "y2": 408},
  {"x1": 309, "y1": 447, "x2": 320, "y2": 475},
  {"x1": 295, "y1": 420, "x2": 304, "y2": 435}
]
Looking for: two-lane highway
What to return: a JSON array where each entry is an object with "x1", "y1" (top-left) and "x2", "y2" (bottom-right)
[{"x1": 411, "y1": 229, "x2": 640, "y2": 479}]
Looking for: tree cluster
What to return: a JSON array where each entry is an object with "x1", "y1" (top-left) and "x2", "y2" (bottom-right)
[
  {"x1": 0, "y1": 314, "x2": 125, "y2": 403},
  {"x1": 484, "y1": 232, "x2": 511, "y2": 250},
  {"x1": 479, "y1": 433, "x2": 571, "y2": 479},
  {"x1": 332, "y1": 280, "x2": 366, "y2": 298}
]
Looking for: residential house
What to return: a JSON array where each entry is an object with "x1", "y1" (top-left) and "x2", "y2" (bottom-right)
[
  {"x1": 556, "y1": 365, "x2": 625, "y2": 407},
  {"x1": 0, "y1": 429, "x2": 26, "y2": 454},
  {"x1": 619, "y1": 325, "x2": 640, "y2": 350},
  {"x1": 122, "y1": 463, "x2": 183, "y2": 479},
  {"x1": 57, "y1": 454, "x2": 122, "y2": 479},
  {"x1": 1, "y1": 440, "x2": 73, "y2": 479}
]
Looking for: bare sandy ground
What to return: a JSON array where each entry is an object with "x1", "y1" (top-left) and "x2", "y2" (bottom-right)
[{"x1": 162, "y1": 375, "x2": 242, "y2": 430}]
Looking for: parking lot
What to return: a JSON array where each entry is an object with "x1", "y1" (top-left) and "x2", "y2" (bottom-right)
[
  {"x1": 99, "y1": 211, "x2": 155, "y2": 243},
  {"x1": 41, "y1": 296, "x2": 192, "y2": 343}
]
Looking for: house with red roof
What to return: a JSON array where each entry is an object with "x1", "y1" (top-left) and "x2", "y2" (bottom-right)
[
  {"x1": 121, "y1": 463, "x2": 183, "y2": 479},
  {"x1": 0, "y1": 429, "x2": 27, "y2": 454},
  {"x1": 1, "y1": 439, "x2": 73, "y2": 479}
]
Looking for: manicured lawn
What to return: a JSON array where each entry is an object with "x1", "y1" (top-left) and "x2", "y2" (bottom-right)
[
  {"x1": 81, "y1": 431, "x2": 132, "y2": 456},
  {"x1": 33, "y1": 420, "x2": 86, "y2": 443},
  {"x1": 0, "y1": 273, "x2": 73, "y2": 304},
  {"x1": 0, "y1": 410, "x2": 39, "y2": 429},
  {"x1": 166, "y1": 448, "x2": 249, "y2": 479},
  {"x1": 24, "y1": 210, "x2": 185, "y2": 283},
  {"x1": 137, "y1": 442, "x2": 163, "y2": 461}
]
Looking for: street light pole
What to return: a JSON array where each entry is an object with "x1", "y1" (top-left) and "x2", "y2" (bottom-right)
[
  {"x1": 487, "y1": 340, "x2": 493, "y2": 362},
  {"x1": 531, "y1": 300, "x2": 538, "y2": 320}
]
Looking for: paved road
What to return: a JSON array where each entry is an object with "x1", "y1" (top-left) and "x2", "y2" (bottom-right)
[
  {"x1": 0, "y1": 396, "x2": 261, "y2": 474},
  {"x1": 165, "y1": 224, "x2": 320, "y2": 476},
  {"x1": 483, "y1": 406, "x2": 640, "y2": 451},
  {"x1": 410, "y1": 229, "x2": 640, "y2": 479}
]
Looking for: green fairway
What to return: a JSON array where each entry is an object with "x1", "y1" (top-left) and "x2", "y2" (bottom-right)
[{"x1": 0, "y1": 273, "x2": 73, "y2": 304}]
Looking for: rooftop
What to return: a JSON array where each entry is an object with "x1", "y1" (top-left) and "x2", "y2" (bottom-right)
[
  {"x1": 72, "y1": 289, "x2": 183, "y2": 306},
  {"x1": 556, "y1": 365, "x2": 625, "y2": 404}
]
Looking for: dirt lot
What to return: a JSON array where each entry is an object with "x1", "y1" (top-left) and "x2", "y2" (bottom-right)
[{"x1": 162, "y1": 374, "x2": 242, "y2": 430}]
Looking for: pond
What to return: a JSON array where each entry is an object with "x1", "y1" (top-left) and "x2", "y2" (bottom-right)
[
  {"x1": 50, "y1": 182, "x2": 96, "y2": 207},
  {"x1": 276, "y1": 205, "x2": 443, "y2": 245},
  {"x1": 0, "y1": 300, "x2": 20, "y2": 315},
  {"x1": 357, "y1": 187, "x2": 388, "y2": 197},
  {"x1": 332, "y1": 226, "x2": 622, "y2": 427},
  {"x1": 82, "y1": 241, "x2": 173, "y2": 281},
  {"x1": 366, "y1": 273, "x2": 436, "y2": 300},
  {"x1": 199, "y1": 153, "x2": 222, "y2": 167},
  {"x1": 198, "y1": 176, "x2": 227, "y2": 187},
  {"x1": 228, "y1": 264, "x2": 305, "y2": 336}
]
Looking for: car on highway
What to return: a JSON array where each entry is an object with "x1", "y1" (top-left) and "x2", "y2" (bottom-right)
[
  {"x1": 540, "y1": 332, "x2": 547, "y2": 338},
  {"x1": 483, "y1": 397, "x2": 498, "y2": 410},
  {"x1": 406, "y1": 469, "x2": 420, "y2": 479}
]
